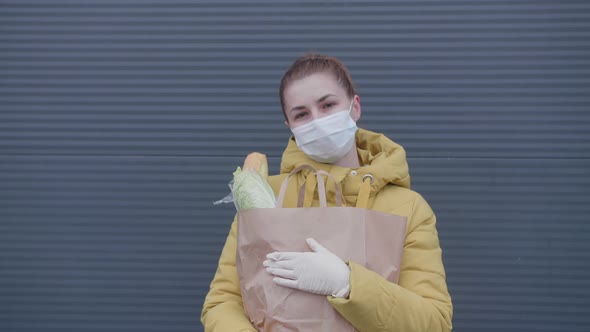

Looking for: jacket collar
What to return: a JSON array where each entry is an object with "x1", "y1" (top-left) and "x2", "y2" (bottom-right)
[{"x1": 279, "y1": 128, "x2": 411, "y2": 205}]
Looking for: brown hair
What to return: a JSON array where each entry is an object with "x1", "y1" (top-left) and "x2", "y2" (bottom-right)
[{"x1": 279, "y1": 54, "x2": 357, "y2": 119}]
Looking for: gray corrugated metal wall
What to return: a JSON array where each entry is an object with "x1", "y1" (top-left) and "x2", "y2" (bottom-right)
[{"x1": 1, "y1": 0, "x2": 589, "y2": 331}]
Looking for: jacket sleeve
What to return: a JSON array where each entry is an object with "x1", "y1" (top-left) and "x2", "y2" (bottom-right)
[
  {"x1": 328, "y1": 194, "x2": 453, "y2": 332},
  {"x1": 201, "y1": 218, "x2": 257, "y2": 332}
]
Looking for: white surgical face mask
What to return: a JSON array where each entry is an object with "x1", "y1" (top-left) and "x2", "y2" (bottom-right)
[{"x1": 291, "y1": 99, "x2": 358, "y2": 163}]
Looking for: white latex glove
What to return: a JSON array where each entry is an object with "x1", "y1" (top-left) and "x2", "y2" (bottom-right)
[{"x1": 263, "y1": 238, "x2": 351, "y2": 298}]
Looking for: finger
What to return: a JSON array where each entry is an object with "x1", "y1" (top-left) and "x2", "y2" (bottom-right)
[
  {"x1": 270, "y1": 259, "x2": 297, "y2": 270},
  {"x1": 262, "y1": 259, "x2": 290, "y2": 270},
  {"x1": 266, "y1": 252, "x2": 301, "y2": 261},
  {"x1": 266, "y1": 267, "x2": 297, "y2": 280},
  {"x1": 273, "y1": 277, "x2": 299, "y2": 289},
  {"x1": 306, "y1": 238, "x2": 327, "y2": 253}
]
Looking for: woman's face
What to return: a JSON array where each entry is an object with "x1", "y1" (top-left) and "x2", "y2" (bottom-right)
[{"x1": 283, "y1": 72, "x2": 361, "y2": 129}]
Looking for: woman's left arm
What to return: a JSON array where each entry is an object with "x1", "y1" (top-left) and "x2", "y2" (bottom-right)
[{"x1": 328, "y1": 194, "x2": 453, "y2": 332}]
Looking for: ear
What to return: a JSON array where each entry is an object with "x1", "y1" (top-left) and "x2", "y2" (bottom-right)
[
  {"x1": 284, "y1": 120, "x2": 290, "y2": 129},
  {"x1": 351, "y1": 95, "x2": 362, "y2": 122}
]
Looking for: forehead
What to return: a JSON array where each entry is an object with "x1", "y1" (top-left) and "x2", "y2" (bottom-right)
[{"x1": 283, "y1": 72, "x2": 345, "y2": 107}]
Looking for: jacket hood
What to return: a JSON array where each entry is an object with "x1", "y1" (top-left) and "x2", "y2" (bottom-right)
[{"x1": 280, "y1": 128, "x2": 410, "y2": 205}]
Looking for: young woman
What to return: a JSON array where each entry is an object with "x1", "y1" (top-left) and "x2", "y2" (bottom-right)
[{"x1": 202, "y1": 54, "x2": 453, "y2": 331}]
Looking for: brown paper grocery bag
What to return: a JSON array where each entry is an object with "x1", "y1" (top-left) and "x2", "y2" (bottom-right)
[{"x1": 236, "y1": 165, "x2": 407, "y2": 331}]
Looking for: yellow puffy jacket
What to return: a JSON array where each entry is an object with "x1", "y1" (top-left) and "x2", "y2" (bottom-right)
[{"x1": 202, "y1": 128, "x2": 453, "y2": 332}]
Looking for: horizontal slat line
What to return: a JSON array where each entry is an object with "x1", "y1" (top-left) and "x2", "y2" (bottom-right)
[
  {"x1": 6, "y1": 303, "x2": 586, "y2": 316},
  {"x1": 2, "y1": 72, "x2": 588, "y2": 79},
  {"x1": 0, "y1": 233, "x2": 228, "y2": 241},
  {"x1": 1, "y1": 142, "x2": 588, "y2": 148},
  {"x1": 0, "y1": 293, "x2": 205, "y2": 304},
  {"x1": 0, "y1": 287, "x2": 578, "y2": 300},
  {"x1": 2, "y1": 92, "x2": 582, "y2": 99},
  {"x1": 1, "y1": 251, "x2": 586, "y2": 262},
  {"x1": 0, "y1": 294, "x2": 583, "y2": 307},
  {"x1": 0, "y1": 93, "x2": 587, "y2": 99},
  {"x1": 2, "y1": 61, "x2": 588, "y2": 69},
  {"x1": 19, "y1": 47, "x2": 584, "y2": 57},
  {"x1": 2, "y1": 220, "x2": 588, "y2": 230},
  {"x1": 2, "y1": 268, "x2": 217, "y2": 274},
  {"x1": 0, "y1": 240, "x2": 224, "y2": 248},
  {"x1": 443, "y1": 313, "x2": 590, "y2": 323},
  {"x1": 0, "y1": 303, "x2": 200, "y2": 312},
  {"x1": 1, "y1": 49, "x2": 589, "y2": 58},
  {"x1": 2, "y1": 26, "x2": 585, "y2": 37},
  {"x1": 0, "y1": 156, "x2": 586, "y2": 161},
  {"x1": 0, "y1": 276, "x2": 215, "y2": 285},
  {"x1": 2, "y1": 87, "x2": 583, "y2": 93},
  {"x1": 0, "y1": 98, "x2": 590, "y2": 105},
  {"x1": 3, "y1": 24, "x2": 590, "y2": 33},
  {"x1": 0, "y1": 245, "x2": 225, "y2": 254},
  {"x1": 1, "y1": 2, "x2": 589, "y2": 11},
  {"x1": 2, "y1": 244, "x2": 582, "y2": 254},
  {"x1": 3, "y1": 78, "x2": 589, "y2": 84},
  {"x1": 0, "y1": 323, "x2": 197, "y2": 331},
  {"x1": 1, "y1": 192, "x2": 587, "y2": 200},
  {"x1": 2, "y1": 137, "x2": 585, "y2": 144},
  {"x1": 0, "y1": 0, "x2": 586, "y2": 6},
  {"x1": 1, "y1": 128, "x2": 587, "y2": 134},
  {"x1": 1, "y1": 127, "x2": 587, "y2": 134},
  {"x1": 4, "y1": 221, "x2": 577, "y2": 230},
  {"x1": 0, "y1": 235, "x2": 585, "y2": 247},
  {"x1": 0, "y1": 41, "x2": 585, "y2": 53},
  {"x1": 0, "y1": 312, "x2": 198, "y2": 322},
  {"x1": 0, "y1": 6, "x2": 535, "y2": 17},
  {"x1": 0, "y1": 123, "x2": 585, "y2": 130},
  {"x1": 1, "y1": 107, "x2": 587, "y2": 114},
  {"x1": 2, "y1": 218, "x2": 588, "y2": 226},
  {"x1": 0, "y1": 278, "x2": 213, "y2": 287},
  {"x1": 0, "y1": 153, "x2": 585, "y2": 159},
  {"x1": 3, "y1": 114, "x2": 588, "y2": 121},
  {"x1": 2, "y1": 33, "x2": 590, "y2": 42},
  {"x1": 8, "y1": 303, "x2": 588, "y2": 318},
  {"x1": 0, "y1": 290, "x2": 211, "y2": 299},
  {"x1": 0, "y1": 265, "x2": 207, "y2": 273},
  {"x1": 449, "y1": 286, "x2": 590, "y2": 294},
  {"x1": 0, "y1": 307, "x2": 199, "y2": 317},
  {"x1": 1, "y1": 239, "x2": 588, "y2": 249},
  {"x1": 1, "y1": 196, "x2": 587, "y2": 206},
  {"x1": 0, "y1": 211, "x2": 226, "y2": 217},
  {"x1": 0, "y1": 180, "x2": 585, "y2": 188},
  {"x1": 4, "y1": 9, "x2": 590, "y2": 18},
  {"x1": 0, "y1": 271, "x2": 586, "y2": 284},
  {"x1": 3, "y1": 184, "x2": 587, "y2": 192},
  {"x1": 0, "y1": 86, "x2": 587, "y2": 92},
  {"x1": 0, "y1": 12, "x2": 588, "y2": 20}
]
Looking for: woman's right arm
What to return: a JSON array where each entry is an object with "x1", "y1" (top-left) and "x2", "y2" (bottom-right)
[{"x1": 201, "y1": 218, "x2": 257, "y2": 332}]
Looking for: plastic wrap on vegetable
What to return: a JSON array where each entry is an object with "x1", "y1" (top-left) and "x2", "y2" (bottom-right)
[{"x1": 214, "y1": 152, "x2": 276, "y2": 211}]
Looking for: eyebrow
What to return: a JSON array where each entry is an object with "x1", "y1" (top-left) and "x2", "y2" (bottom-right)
[{"x1": 289, "y1": 94, "x2": 336, "y2": 113}]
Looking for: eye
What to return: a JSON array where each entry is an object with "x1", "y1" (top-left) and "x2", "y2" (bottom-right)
[
  {"x1": 322, "y1": 102, "x2": 336, "y2": 109},
  {"x1": 294, "y1": 112, "x2": 308, "y2": 120}
]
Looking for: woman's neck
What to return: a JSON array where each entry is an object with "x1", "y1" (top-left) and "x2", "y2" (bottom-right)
[{"x1": 333, "y1": 143, "x2": 360, "y2": 168}]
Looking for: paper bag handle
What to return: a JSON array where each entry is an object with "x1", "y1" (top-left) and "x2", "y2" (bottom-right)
[
  {"x1": 276, "y1": 165, "x2": 343, "y2": 208},
  {"x1": 299, "y1": 170, "x2": 343, "y2": 208},
  {"x1": 277, "y1": 165, "x2": 318, "y2": 208}
]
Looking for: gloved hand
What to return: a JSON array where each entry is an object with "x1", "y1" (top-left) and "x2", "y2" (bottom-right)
[{"x1": 263, "y1": 238, "x2": 351, "y2": 298}]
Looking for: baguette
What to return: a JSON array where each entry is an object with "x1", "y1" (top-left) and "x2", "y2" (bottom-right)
[{"x1": 242, "y1": 152, "x2": 268, "y2": 179}]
